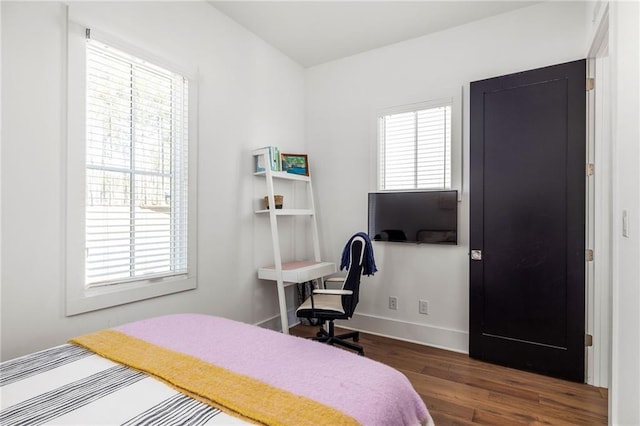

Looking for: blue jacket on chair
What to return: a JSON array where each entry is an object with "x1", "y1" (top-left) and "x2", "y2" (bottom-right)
[{"x1": 340, "y1": 232, "x2": 377, "y2": 276}]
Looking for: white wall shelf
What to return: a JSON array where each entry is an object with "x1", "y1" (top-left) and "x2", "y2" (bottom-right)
[
  {"x1": 254, "y1": 208, "x2": 314, "y2": 216},
  {"x1": 253, "y1": 147, "x2": 335, "y2": 333},
  {"x1": 253, "y1": 170, "x2": 310, "y2": 182}
]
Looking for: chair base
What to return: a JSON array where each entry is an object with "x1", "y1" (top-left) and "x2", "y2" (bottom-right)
[{"x1": 312, "y1": 320, "x2": 364, "y2": 356}]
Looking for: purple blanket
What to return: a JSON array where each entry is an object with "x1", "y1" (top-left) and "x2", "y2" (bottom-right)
[{"x1": 116, "y1": 314, "x2": 432, "y2": 425}]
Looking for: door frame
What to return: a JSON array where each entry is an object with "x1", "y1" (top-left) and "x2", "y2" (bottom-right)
[{"x1": 586, "y1": 4, "x2": 611, "y2": 389}]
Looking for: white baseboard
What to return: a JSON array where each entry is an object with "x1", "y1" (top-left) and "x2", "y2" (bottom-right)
[
  {"x1": 253, "y1": 314, "x2": 281, "y2": 331},
  {"x1": 254, "y1": 309, "x2": 300, "y2": 332},
  {"x1": 255, "y1": 311, "x2": 468, "y2": 354},
  {"x1": 336, "y1": 313, "x2": 469, "y2": 354}
]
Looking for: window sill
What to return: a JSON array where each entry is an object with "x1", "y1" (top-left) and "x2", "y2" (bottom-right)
[{"x1": 65, "y1": 274, "x2": 196, "y2": 316}]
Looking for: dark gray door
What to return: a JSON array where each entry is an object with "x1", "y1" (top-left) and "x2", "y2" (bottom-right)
[{"x1": 469, "y1": 60, "x2": 586, "y2": 382}]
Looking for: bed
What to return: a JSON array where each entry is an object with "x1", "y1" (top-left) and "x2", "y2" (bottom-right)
[{"x1": 0, "y1": 314, "x2": 433, "y2": 425}]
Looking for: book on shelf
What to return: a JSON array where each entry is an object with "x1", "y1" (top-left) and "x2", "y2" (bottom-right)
[{"x1": 254, "y1": 146, "x2": 281, "y2": 172}]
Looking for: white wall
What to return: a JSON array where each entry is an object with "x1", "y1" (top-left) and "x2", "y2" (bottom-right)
[
  {"x1": 608, "y1": 2, "x2": 640, "y2": 424},
  {"x1": 305, "y1": 1, "x2": 588, "y2": 352},
  {"x1": 584, "y1": 1, "x2": 640, "y2": 422},
  {"x1": 0, "y1": 1, "x2": 306, "y2": 361}
]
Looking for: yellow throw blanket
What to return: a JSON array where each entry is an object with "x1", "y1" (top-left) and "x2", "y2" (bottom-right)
[{"x1": 70, "y1": 330, "x2": 359, "y2": 426}]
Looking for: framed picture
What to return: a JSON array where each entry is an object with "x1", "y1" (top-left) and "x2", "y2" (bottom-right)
[{"x1": 281, "y1": 153, "x2": 309, "y2": 176}]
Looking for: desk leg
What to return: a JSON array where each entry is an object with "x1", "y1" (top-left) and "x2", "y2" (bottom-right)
[{"x1": 276, "y1": 278, "x2": 289, "y2": 334}]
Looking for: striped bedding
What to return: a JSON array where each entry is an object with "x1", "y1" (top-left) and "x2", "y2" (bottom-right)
[
  {"x1": 0, "y1": 314, "x2": 432, "y2": 425},
  {"x1": 0, "y1": 344, "x2": 247, "y2": 425}
]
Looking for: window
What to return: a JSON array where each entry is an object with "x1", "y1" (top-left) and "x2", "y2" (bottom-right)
[
  {"x1": 66, "y1": 24, "x2": 197, "y2": 315},
  {"x1": 85, "y1": 38, "x2": 188, "y2": 286},
  {"x1": 379, "y1": 100, "x2": 452, "y2": 190}
]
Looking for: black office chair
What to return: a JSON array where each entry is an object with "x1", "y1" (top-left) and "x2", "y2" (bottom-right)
[{"x1": 296, "y1": 235, "x2": 367, "y2": 355}]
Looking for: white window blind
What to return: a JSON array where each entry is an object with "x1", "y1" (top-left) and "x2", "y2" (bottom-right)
[
  {"x1": 85, "y1": 37, "x2": 189, "y2": 287},
  {"x1": 379, "y1": 103, "x2": 451, "y2": 190}
]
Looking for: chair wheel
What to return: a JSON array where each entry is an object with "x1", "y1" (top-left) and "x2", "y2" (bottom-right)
[
  {"x1": 353, "y1": 335, "x2": 360, "y2": 342},
  {"x1": 316, "y1": 331, "x2": 324, "y2": 338}
]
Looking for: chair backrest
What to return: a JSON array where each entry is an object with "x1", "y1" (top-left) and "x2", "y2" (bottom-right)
[{"x1": 341, "y1": 236, "x2": 366, "y2": 316}]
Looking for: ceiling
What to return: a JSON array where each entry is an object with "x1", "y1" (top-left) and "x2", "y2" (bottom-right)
[{"x1": 209, "y1": 1, "x2": 540, "y2": 68}]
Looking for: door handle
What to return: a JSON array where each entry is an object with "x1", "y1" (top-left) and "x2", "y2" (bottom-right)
[{"x1": 471, "y1": 250, "x2": 482, "y2": 261}]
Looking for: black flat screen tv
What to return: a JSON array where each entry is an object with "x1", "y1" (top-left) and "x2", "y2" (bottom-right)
[{"x1": 368, "y1": 190, "x2": 458, "y2": 244}]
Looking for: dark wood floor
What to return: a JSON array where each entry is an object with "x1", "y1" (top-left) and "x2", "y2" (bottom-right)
[{"x1": 291, "y1": 324, "x2": 607, "y2": 425}]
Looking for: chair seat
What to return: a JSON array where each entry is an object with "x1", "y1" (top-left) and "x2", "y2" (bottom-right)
[{"x1": 296, "y1": 294, "x2": 345, "y2": 315}]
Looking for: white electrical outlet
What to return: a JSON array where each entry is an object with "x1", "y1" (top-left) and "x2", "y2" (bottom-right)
[
  {"x1": 389, "y1": 296, "x2": 398, "y2": 310},
  {"x1": 419, "y1": 300, "x2": 429, "y2": 315}
]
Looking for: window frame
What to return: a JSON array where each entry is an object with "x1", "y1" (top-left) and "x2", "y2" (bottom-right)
[
  {"x1": 374, "y1": 87, "x2": 462, "y2": 196},
  {"x1": 65, "y1": 22, "x2": 198, "y2": 316}
]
